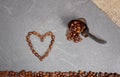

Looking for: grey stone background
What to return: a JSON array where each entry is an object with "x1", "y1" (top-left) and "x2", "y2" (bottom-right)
[{"x1": 0, "y1": 0, "x2": 120, "y2": 73}]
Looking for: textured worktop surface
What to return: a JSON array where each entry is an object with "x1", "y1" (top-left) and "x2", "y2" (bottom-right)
[{"x1": 0, "y1": 0, "x2": 120, "y2": 73}]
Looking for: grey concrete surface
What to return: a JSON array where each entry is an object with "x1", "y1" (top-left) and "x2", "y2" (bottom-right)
[{"x1": 0, "y1": 0, "x2": 120, "y2": 72}]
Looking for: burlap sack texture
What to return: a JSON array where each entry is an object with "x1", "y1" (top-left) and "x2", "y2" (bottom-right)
[{"x1": 92, "y1": 0, "x2": 120, "y2": 27}]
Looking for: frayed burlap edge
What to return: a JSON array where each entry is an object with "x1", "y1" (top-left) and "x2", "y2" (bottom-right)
[{"x1": 92, "y1": 0, "x2": 120, "y2": 27}]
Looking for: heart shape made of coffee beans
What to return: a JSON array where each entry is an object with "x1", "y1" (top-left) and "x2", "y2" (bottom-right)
[{"x1": 26, "y1": 31, "x2": 55, "y2": 61}]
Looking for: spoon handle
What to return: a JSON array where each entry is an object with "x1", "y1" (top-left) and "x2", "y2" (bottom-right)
[{"x1": 87, "y1": 32, "x2": 107, "y2": 44}]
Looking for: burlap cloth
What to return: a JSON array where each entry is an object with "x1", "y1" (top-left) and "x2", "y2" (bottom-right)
[{"x1": 92, "y1": 0, "x2": 120, "y2": 27}]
